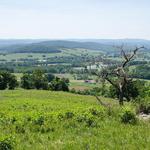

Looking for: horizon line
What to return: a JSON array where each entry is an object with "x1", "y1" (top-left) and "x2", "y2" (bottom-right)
[{"x1": 0, "y1": 38, "x2": 150, "y2": 41}]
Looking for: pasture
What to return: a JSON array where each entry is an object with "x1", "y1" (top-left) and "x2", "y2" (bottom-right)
[
  {"x1": 0, "y1": 48, "x2": 101, "y2": 62},
  {"x1": 0, "y1": 90, "x2": 150, "y2": 149}
]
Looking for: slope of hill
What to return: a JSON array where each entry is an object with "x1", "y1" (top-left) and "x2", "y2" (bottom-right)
[
  {"x1": 0, "y1": 90, "x2": 149, "y2": 149},
  {"x1": 73, "y1": 39, "x2": 150, "y2": 47},
  {"x1": 0, "y1": 40, "x2": 116, "y2": 53},
  {"x1": 0, "y1": 39, "x2": 149, "y2": 54},
  {"x1": 0, "y1": 39, "x2": 45, "y2": 48}
]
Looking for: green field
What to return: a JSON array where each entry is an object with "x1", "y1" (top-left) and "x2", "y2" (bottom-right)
[
  {"x1": 0, "y1": 90, "x2": 150, "y2": 149},
  {"x1": 70, "y1": 80, "x2": 98, "y2": 90},
  {"x1": 0, "y1": 48, "x2": 101, "y2": 62}
]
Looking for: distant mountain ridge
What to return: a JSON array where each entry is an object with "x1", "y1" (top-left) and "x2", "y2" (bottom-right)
[
  {"x1": 0, "y1": 39, "x2": 149, "y2": 53},
  {"x1": 0, "y1": 39, "x2": 46, "y2": 48}
]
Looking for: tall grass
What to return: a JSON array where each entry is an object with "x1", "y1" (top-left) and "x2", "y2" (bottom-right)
[{"x1": 0, "y1": 90, "x2": 149, "y2": 149}]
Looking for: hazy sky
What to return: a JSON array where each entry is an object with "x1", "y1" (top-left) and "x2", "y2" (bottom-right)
[{"x1": 0, "y1": 0, "x2": 150, "y2": 39}]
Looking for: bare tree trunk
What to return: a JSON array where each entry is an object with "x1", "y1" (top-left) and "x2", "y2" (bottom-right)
[
  {"x1": 119, "y1": 90, "x2": 124, "y2": 105},
  {"x1": 93, "y1": 46, "x2": 144, "y2": 106}
]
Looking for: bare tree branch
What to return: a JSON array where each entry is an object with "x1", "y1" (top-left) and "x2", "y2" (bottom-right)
[
  {"x1": 122, "y1": 46, "x2": 144, "y2": 68},
  {"x1": 95, "y1": 95, "x2": 110, "y2": 107},
  {"x1": 93, "y1": 46, "x2": 144, "y2": 105}
]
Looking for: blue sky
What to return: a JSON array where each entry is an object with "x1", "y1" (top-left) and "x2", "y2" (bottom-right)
[{"x1": 0, "y1": 0, "x2": 150, "y2": 39}]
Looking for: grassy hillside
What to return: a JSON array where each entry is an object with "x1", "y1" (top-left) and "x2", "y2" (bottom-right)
[{"x1": 0, "y1": 90, "x2": 150, "y2": 149}]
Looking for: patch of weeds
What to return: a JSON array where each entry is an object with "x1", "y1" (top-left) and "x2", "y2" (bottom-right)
[
  {"x1": 34, "y1": 116, "x2": 45, "y2": 126},
  {"x1": 65, "y1": 111, "x2": 74, "y2": 119},
  {"x1": 15, "y1": 124, "x2": 26, "y2": 133},
  {"x1": 76, "y1": 112, "x2": 97, "y2": 127}
]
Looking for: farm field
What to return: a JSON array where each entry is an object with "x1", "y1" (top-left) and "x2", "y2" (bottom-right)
[
  {"x1": 69, "y1": 80, "x2": 98, "y2": 90},
  {"x1": 0, "y1": 90, "x2": 150, "y2": 149},
  {"x1": 0, "y1": 48, "x2": 101, "y2": 62}
]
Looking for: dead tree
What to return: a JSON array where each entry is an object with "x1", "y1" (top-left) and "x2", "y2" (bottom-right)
[{"x1": 93, "y1": 46, "x2": 144, "y2": 105}]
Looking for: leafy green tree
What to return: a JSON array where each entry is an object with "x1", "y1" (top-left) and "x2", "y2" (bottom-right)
[
  {"x1": 93, "y1": 46, "x2": 144, "y2": 105},
  {"x1": 32, "y1": 70, "x2": 48, "y2": 90},
  {"x1": 8, "y1": 74, "x2": 18, "y2": 89},
  {"x1": 0, "y1": 73, "x2": 7, "y2": 90},
  {"x1": 46, "y1": 73, "x2": 55, "y2": 82},
  {"x1": 0, "y1": 71, "x2": 18, "y2": 90},
  {"x1": 109, "y1": 80, "x2": 145, "y2": 101},
  {"x1": 50, "y1": 77, "x2": 69, "y2": 91},
  {"x1": 21, "y1": 73, "x2": 34, "y2": 89}
]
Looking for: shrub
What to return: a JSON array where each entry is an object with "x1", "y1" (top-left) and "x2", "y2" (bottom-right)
[
  {"x1": 0, "y1": 137, "x2": 14, "y2": 150},
  {"x1": 109, "y1": 80, "x2": 145, "y2": 101},
  {"x1": 34, "y1": 116, "x2": 45, "y2": 126},
  {"x1": 136, "y1": 97, "x2": 150, "y2": 114},
  {"x1": 50, "y1": 77, "x2": 69, "y2": 91},
  {"x1": 0, "y1": 71, "x2": 18, "y2": 90},
  {"x1": 8, "y1": 75, "x2": 18, "y2": 90},
  {"x1": 120, "y1": 107, "x2": 137, "y2": 124},
  {"x1": 76, "y1": 112, "x2": 96, "y2": 127},
  {"x1": 65, "y1": 111, "x2": 74, "y2": 119},
  {"x1": 21, "y1": 73, "x2": 34, "y2": 89}
]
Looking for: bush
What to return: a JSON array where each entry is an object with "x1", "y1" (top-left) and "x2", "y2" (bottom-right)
[
  {"x1": 0, "y1": 137, "x2": 14, "y2": 150},
  {"x1": 50, "y1": 77, "x2": 69, "y2": 91},
  {"x1": 76, "y1": 112, "x2": 97, "y2": 127},
  {"x1": 32, "y1": 70, "x2": 49, "y2": 90},
  {"x1": 8, "y1": 75, "x2": 18, "y2": 90},
  {"x1": 109, "y1": 80, "x2": 145, "y2": 101},
  {"x1": 120, "y1": 107, "x2": 137, "y2": 124},
  {"x1": 0, "y1": 71, "x2": 18, "y2": 90},
  {"x1": 136, "y1": 97, "x2": 150, "y2": 114},
  {"x1": 21, "y1": 73, "x2": 34, "y2": 89},
  {"x1": 65, "y1": 111, "x2": 74, "y2": 119},
  {"x1": 34, "y1": 116, "x2": 45, "y2": 126}
]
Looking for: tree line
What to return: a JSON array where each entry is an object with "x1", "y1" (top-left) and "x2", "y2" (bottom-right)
[{"x1": 0, "y1": 70, "x2": 69, "y2": 91}]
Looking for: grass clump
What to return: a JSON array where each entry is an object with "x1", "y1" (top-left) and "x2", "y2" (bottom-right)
[{"x1": 136, "y1": 97, "x2": 150, "y2": 114}]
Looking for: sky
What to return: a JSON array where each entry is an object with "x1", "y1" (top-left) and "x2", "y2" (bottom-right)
[{"x1": 0, "y1": 0, "x2": 150, "y2": 39}]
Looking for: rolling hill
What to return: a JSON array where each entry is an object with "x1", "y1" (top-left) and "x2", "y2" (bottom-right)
[
  {"x1": 0, "y1": 90, "x2": 149, "y2": 149},
  {"x1": 0, "y1": 39, "x2": 149, "y2": 54}
]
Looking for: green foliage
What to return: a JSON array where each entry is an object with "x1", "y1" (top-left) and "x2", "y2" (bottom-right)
[
  {"x1": 0, "y1": 136, "x2": 14, "y2": 150},
  {"x1": 8, "y1": 75, "x2": 18, "y2": 90},
  {"x1": 21, "y1": 73, "x2": 34, "y2": 89},
  {"x1": 46, "y1": 73, "x2": 55, "y2": 82},
  {"x1": 21, "y1": 70, "x2": 49, "y2": 90},
  {"x1": 50, "y1": 77, "x2": 69, "y2": 91},
  {"x1": 0, "y1": 90, "x2": 150, "y2": 149},
  {"x1": 70, "y1": 86, "x2": 109, "y2": 96},
  {"x1": 131, "y1": 65, "x2": 150, "y2": 80},
  {"x1": 0, "y1": 71, "x2": 18, "y2": 90},
  {"x1": 136, "y1": 97, "x2": 150, "y2": 114},
  {"x1": 109, "y1": 80, "x2": 146, "y2": 101},
  {"x1": 32, "y1": 70, "x2": 48, "y2": 90},
  {"x1": 21, "y1": 70, "x2": 69, "y2": 91},
  {"x1": 120, "y1": 106, "x2": 137, "y2": 124}
]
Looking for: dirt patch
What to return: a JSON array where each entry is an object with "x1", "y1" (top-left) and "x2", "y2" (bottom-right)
[{"x1": 138, "y1": 113, "x2": 150, "y2": 120}]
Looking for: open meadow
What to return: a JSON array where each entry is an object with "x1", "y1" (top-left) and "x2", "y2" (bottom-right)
[{"x1": 0, "y1": 90, "x2": 150, "y2": 150}]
